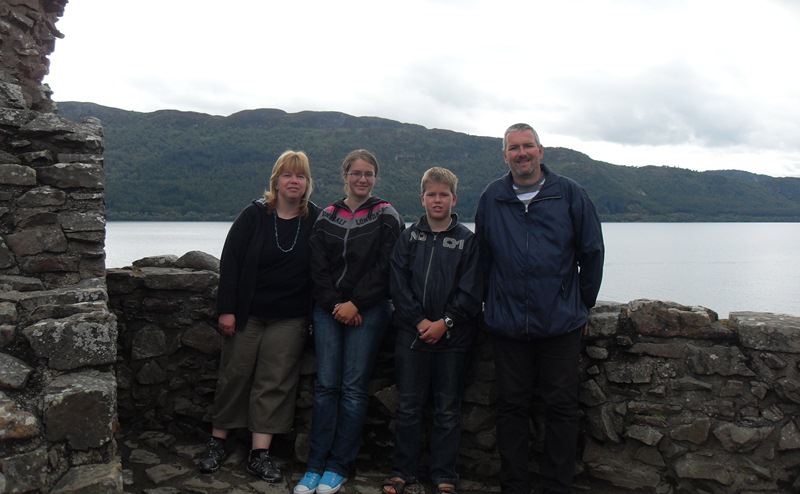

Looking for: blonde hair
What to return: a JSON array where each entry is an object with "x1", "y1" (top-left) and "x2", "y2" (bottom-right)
[
  {"x1": 421, "y1": 166, "x2": 458, "y2": 195},
  {"x1": 263, "y1": 150, "x2": 313, "y2": 216}
]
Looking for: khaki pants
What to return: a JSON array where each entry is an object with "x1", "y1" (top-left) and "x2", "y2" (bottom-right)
[{"x1": 211, "y1": 316, "x2": 308, "y2": 433}]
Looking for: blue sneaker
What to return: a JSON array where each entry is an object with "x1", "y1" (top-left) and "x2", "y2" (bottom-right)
[
  {"x1": 294, "y1": 472, "x2": 322, "y2": 494},
  {"x1": 316, "y1": 471, "x2": 347, "y2": 494}
]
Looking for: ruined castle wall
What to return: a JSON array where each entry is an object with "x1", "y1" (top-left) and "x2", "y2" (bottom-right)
[
  {"x1": 0, "y1": 1, "x2": 120, "y2": 492},
  {"x1": 109, "y1": 256, "x2": 800, "y2": 493}
]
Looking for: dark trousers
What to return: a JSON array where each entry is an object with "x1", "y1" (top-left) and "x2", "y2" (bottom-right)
[
  {"x1": 492, "y1": 329, "x2": 582, "y2": 494},
  {"x1": 391, "y1": 342, "x2": 470, "y2": 486}
]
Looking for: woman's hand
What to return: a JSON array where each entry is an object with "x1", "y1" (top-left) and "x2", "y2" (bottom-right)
[{"x1": 218, "y1": 313, "x2": 235, "y2": 336}]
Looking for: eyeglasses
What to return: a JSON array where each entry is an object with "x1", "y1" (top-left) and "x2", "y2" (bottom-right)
[{"x1": 346, "y1": 171, "x2": 375, "y2": 180}]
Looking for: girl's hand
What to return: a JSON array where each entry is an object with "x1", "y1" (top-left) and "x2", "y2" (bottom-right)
[{"x1": 333, "y1": 301, "x2": 360, "y2": 326}]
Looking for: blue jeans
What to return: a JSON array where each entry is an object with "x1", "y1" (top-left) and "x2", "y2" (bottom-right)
[
  {"x1": 392, "y1": 341, "x2": 469, "y2": 486},
  {"x1": 306, "y1": 300, "x2": 392, "y2": 477},
  {"x1": 492, "y1": 329, "x2": 582, "y2": 494}
]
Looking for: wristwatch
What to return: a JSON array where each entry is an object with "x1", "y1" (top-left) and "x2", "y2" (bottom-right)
[{"x1": 443, "y1": 316, "x2": 454, "y2": 328}]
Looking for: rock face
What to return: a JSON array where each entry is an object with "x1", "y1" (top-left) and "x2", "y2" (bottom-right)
[{"x1": 1, "y1": 1, "x2": 120, "y2": 492}]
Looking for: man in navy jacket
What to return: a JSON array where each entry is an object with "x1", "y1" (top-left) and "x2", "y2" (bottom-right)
[{"x1": 475, "y1": 123, "x2": 604, "y2": 494}]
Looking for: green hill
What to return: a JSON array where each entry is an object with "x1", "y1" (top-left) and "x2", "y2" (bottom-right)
[{"x1": 57, "y1": 102, "x2": 800, "y2": 222}]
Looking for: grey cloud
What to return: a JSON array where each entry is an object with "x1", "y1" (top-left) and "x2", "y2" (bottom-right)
[{"x1": 550, "y1": 62, "x2": 757, "y2": 148}]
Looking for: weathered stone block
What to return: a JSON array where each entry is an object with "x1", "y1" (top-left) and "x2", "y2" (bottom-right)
[
  {"x1": 0, "y1": 81, "x2": 27, "y2": 109},
  {"x1": 579, "y1": 378, "x2": 607, "y2": 407},
  {"x1": 18, "y1": 185, "x2": 66, "y2": 207},
  {"x1": 628, "y1": 342, "x2": 686, "y2": 359},
  {"x1": 585, "y1": 402, "x2": 623, "y2": 443},
  {"x1": 0, "y1": 324, "x2": 14, "y2": 347},
  {"x1": 0, "y1": 301, "x2": 17, "y2": 324},
  {"x1": 587, "y1": 301, "x2": 621, "y2": 337},
  {"x1": 136, "y1": 360, "x2": 167, "y2": 385},
  {"x1": 58, "y1": 210, "x2": 106, "y2": 232},
  {"x1": 779, "y1": 420, "x2": 800, "y2": 451},
  {"x1": 674, "y1": 452, "x2": 733, "y2": 485},
  {"x1": 583, "y1": 439, "x2": 663, "y2": 489},
  {"x1": 0, "y1": 447, "x2": 48, "y2": 493},
  {"x1": 137, "y1": 267, "x2": 218, "y2": 292},
  {"x1": 181, "y1": 322, "x2": 221, "y2": 355},
  {"x1": 0, "y1": 274, "x2": 46, "y2": 292},
  {"x1": 0, "y1": 390, "x2": 40, "y2": 439},
  {"x1": 733, "y1": 312, "x2": 800, "y2": 353},
  {"x1": 0, "y1": 163, "x2": 36, "y2": 185},
  {"x1": 15, "y1": 283, "x2": 108, "y2": 317},
  {"x1": 0, "y1": 352, "x2": 33, "y2": 389},
  {"x1": 713, "y1": 422, "x2": 774, "y2": 453},
  {"x1": 685, "y1": 344, "x2": 755, "y2": 377},
  {"x1": 175, "y1": 250, "x2": 220, "y2": 273},
  {"x1": 19, "y1": 254, "x2": 80, "y2": 273},
  {"x1": 671, "y1": 417, "x2": 711, "y2": 445},
  {"x1": 23, "y1": 311, "x2": 117, "y2": 370},
  {"x1": 628, "y1": 299, "x2": 731, "y2": 339},
  {"x1": 461, "y1": 403, "x2": 495, "y2": 433},
  {"x1": 131, "y1": 326, "x2": 166, "y2": 360},
  {"x1": 775, "y1": 377, "x2": 800, "y2": 404},
  {"x1": 0, "y1": 106, "x2": 35, "y2": 127},
  {"x1": 463, "y1": 379, "x2": 498, "y2": 406},
  {"x1": 604, "y1": 358, "x2": 655, "y2": 384},
  {"x1": 42, "y1": 370, "x2": 116, "y2": 450},
  {"x1": 50, "y1": 461, "x2": 123, "y2": 494},
  {"x1": 5, "y1": 224, "x2": 68, "y2": 256}
]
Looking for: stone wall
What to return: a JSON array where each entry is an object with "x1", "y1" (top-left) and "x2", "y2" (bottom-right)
[
  {"x1": 108, "y1": 255, "x2": 800, "y2": 493},
  {"x1": 1, "y1": 1, "x2": 121, "y2": 493}
]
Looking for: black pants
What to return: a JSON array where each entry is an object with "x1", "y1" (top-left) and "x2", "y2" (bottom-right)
[{"x1": 492, "y1": 329, "x2": 582, "y2": 494}]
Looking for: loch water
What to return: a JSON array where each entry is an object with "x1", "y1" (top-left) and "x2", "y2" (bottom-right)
[{"x1": 105, "y1": 221, "x2": 800, "y2": 318}]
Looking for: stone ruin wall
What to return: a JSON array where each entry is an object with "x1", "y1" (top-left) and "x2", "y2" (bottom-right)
[
  {"x1": 1, "y1": 1, "x2": 120, "y2": 493},
  {"x1": 107, "y1": 255, "x2": 800, "y2": 494},
  {"x1": 3, "y1": 1, "x2": 800, "y2": 493}
]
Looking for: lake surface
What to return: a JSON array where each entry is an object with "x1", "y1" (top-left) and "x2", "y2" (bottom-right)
[{"x1": 105, "y1": 222, "x2": 800, "y2": 317}]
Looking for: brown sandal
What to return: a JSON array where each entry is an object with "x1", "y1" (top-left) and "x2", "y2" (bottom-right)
[
  {"x1": 436, "y1": 484, "x2": 457, "y2": 494},
  {"x1": 381, "y1": 477, "x2": 407, "y2": 494}
]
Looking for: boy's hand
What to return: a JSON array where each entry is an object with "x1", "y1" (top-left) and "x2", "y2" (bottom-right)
[{"x1": 417, "y1": 318, "x2": 447, "y2": 344}]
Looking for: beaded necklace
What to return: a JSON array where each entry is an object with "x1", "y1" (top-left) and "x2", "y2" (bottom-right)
[{"x1": 273, "y1": 210, "x2": 301, "y2": 253}]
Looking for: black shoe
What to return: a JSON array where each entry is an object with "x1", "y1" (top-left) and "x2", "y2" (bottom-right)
[
  {"x1": 198, "y1": 437, "x2": 227, "y2": 473},
  {"x1": 247, "y1": 450, "x2": 284, "y2": 482}
]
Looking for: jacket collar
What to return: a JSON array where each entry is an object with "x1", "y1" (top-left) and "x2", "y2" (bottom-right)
[{"x1": 413, "y1": 213, "x2": 459, "y2": 233}]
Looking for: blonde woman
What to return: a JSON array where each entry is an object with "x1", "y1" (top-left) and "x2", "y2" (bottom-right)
[{"x1": 199, "y1": 150, "x2": 320, "y2": 483}]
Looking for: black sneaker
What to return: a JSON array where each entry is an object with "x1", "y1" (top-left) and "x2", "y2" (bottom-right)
[
  {"x1": 198, "y1": 437, "x2": 227, "y2": 473},
  {"x1": 247, "y1": 450, "x2": 284, "y2": 482}
]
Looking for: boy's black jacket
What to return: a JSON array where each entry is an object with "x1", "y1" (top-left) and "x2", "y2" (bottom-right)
[{"x1": 389, "y1": 213, "x2": 483, "y2": 352}]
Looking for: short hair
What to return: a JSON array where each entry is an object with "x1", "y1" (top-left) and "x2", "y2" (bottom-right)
[
  {"x1": 341, "y1": 149, "x2": 379, "y2": 195},
  {"x1": 421, "y1": 166, "x2": 458, "y2": 195},
  {"x1": 263, "y1": 150, "x2": 313, "y2": 217},
  {"x1": 503, "y1": 123, "x2": 541, "y2": 150}
]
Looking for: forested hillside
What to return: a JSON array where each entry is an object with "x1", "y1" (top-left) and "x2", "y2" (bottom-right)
[{"x1": 57, "y1": 102, "x2": 800, "y2": 222}]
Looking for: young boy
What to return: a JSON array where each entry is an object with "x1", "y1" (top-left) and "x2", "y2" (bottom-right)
[{"x1": 383, "y1": 167, "x2": 483, "y2": 494}]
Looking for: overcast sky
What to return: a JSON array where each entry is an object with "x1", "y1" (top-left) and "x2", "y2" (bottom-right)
[{"x1": 46, "y1": 0, "x2": 800, "y2": 178}]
